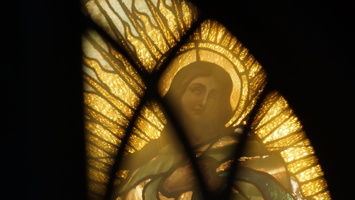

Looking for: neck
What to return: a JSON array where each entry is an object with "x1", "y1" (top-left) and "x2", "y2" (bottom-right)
[{"x1": 187, "y1": 124, "x2": 220, "y2": 146}]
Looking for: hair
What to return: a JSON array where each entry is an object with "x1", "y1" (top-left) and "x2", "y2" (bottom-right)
[{"x1": 164, "y1": 61, "x2": 234, "y2": 126}]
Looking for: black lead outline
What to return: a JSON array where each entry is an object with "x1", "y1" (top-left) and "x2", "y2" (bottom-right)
[{"x1": 82, "y1": 3, "x2": 278, "y2": 200}]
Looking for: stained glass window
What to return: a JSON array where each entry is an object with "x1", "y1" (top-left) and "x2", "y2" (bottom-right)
[{"x1": 81, "y1": 0, "x2": 331, "y2": 199}]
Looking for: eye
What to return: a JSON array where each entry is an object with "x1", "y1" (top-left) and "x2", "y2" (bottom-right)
[
  {"x1": 190, "y1": 85, "x2": 205, "y2": 95},
  {"x1": 192, "y1": 87, "x2": 202, "y2": 94}
]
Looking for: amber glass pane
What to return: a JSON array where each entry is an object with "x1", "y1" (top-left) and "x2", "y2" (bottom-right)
[
  {"x1": 83, "y1": 0, "x2": 197, "y2": 72},
  {"x1": 251, "y1": 91, "x2": 330, "y2": 199}
]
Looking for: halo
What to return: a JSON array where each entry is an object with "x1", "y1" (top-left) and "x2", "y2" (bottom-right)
[{"x1": 157, "y1": 20, "x2": 267, "y2": 127}]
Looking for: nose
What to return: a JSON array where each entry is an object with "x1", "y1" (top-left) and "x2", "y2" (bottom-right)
[{"x1": 200, "y1": 93, "x2": 208, "y2": 106}]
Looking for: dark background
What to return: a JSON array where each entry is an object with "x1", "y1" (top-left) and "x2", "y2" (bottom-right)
[{"x1": 2, "y1": 0, "x2": 354, "y2": 199}]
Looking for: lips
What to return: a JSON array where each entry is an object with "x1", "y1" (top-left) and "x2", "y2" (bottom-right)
[{"x1": 194, "y1": 107, "x2": 204, "y2": 115}]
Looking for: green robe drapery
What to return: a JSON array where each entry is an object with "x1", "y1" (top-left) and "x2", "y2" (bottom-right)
[{"x1": 117, "y1": 128, "x2": 297, "y2": 200}]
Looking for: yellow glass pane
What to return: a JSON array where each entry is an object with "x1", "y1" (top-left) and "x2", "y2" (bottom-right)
[
  {"x1": 280, "y1": 146, "x2": 315, "y2": 163},
  {"x1": 295, "y1": 165, "x2": 324, "y2": 183},
  {"x1": 312, "y1": 191, "x2": 332, "y2": 200},
  {"x1": 286, "y1": 156, "x2": 319, "y2": 174},
  {"x1": 301, "y1": 178, "x2": 328, "y2": 196},
  {"x1": 252, "y1": 91, "x2": 329, "y2": 199},
  {"x1": 83, "y1": 0, "x2": 197, "y2": 72},
  {"x1": 262, "y1": 117, "x2": 302, "y2": 143},
  {"x1": 265, "y1": 132, "x2": 306, "y2": 150}
]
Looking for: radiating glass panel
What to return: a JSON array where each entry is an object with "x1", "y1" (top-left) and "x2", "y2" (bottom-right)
[
  {"x1": 83, "y1": 28, "x2": 146, "y2": 199},
  {"x1": 82, "y1": 0, "x2": 197, "y2": 72},
  {"x1": 252, "y1": 91, "x2": 330, "y2": 199}
]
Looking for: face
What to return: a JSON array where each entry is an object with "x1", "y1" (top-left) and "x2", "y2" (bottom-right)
[{"x1": 180, "y1": 76, "x2": 221, "y2": 124}]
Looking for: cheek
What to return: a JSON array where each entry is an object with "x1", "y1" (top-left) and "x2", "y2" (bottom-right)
[
  {"x1": 205, "y1": 99, "x2": 218, "y2": 111},
  {"x1": 180, "y1": 93, "x2": 190, "y2": 109},
  {"x1": 208, "y1": 97, "x2": 218, "y2": 104},
  {"x1": 181, "y1": 92, "x2": 196, "y2": 109}
]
